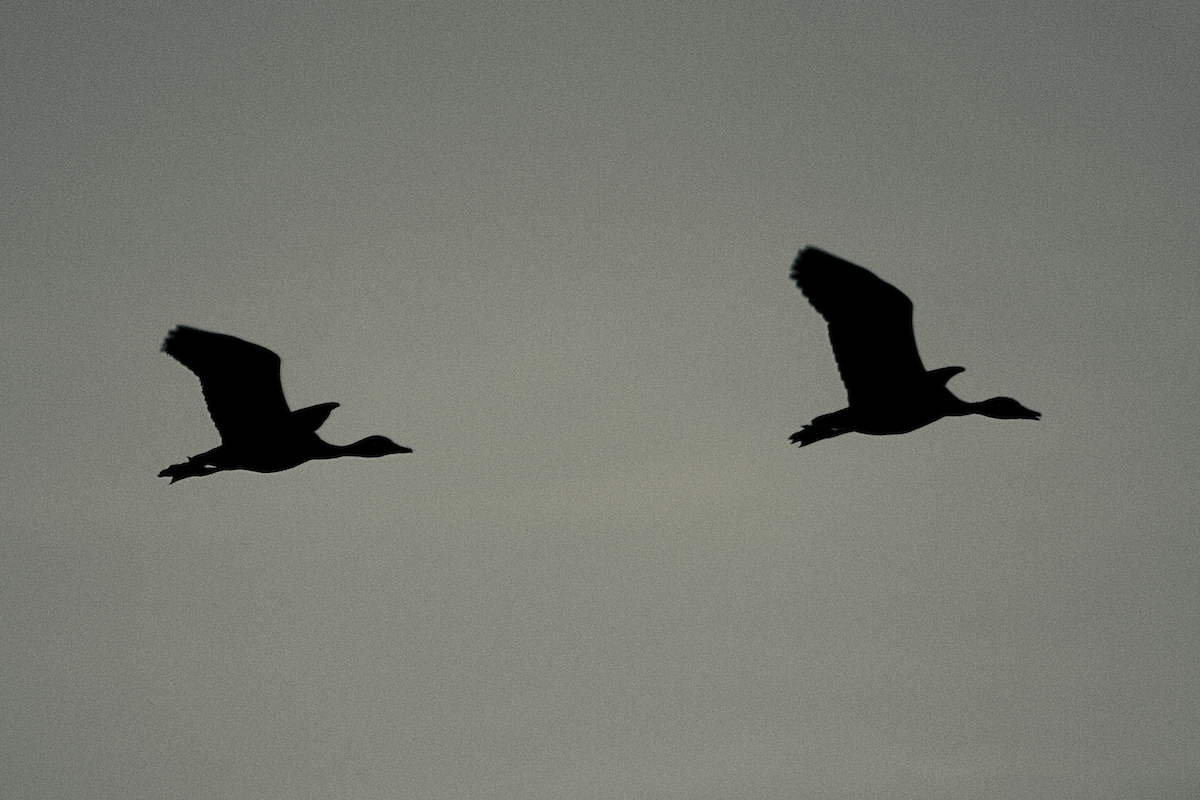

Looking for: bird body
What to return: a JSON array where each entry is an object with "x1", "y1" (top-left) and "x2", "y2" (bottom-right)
[
  {"x1": 789, "y1": 247, "x2": 1040, "y2": 447},
  {"x1": 159, "y1": 326, "x2": 410, "y2": 482}
]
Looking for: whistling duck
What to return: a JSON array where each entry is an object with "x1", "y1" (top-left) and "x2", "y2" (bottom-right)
[
  {"x1": 789, "y1": 247, "x2": 1040, "y2": 447},
  {"x1": 159, "y1": 325, "x2": 411, "y2": 482}
]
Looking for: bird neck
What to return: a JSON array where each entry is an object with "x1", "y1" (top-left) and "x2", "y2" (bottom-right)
[
  {"x1": 965, "y1": 397, "x2": 1008, "y2": 419},
  {"x1": 939, "y1": 393, "x2": 975, "y2": 417},
  {"x1": 331, "y1": 438, "x2": 378, "y2": 457}
]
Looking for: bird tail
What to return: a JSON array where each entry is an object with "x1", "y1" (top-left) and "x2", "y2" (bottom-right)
[{"x1": 158, "y1": 459, "x2": 220, "y2": 483}]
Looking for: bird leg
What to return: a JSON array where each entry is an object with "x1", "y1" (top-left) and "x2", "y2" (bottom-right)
[
  {"x1": 158, "y1": 459, "x2": 222, "y2": 484},
  {"x1": 789, "y1": 424, "x2": 851, "y2": 447}
]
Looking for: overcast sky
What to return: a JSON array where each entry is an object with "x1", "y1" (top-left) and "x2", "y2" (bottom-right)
[{"x1": 4, "y1": 1, "x2": 1199, "y2": 798}]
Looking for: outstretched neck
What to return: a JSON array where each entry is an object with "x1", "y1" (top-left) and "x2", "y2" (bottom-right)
[
  {"x1": 965, "y1": 396, "x2": 1042, "y2": 421},
  {"x1": 321, "y1": 436, "x2": 411, "y2": 459},
  {"x1": 316, "y1": 439, "x2": 378, "y2": 459},
  {"x1": 944, "y1": 398, "x2": 988, "y2": 417}
]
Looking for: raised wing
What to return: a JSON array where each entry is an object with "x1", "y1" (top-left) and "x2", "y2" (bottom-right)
[
  {"x1": 790, "y1": 247, "x2": 928, "y2": 406},
  {"x1": 162, "y1": 326, "x2": 291, "y2": 444}
]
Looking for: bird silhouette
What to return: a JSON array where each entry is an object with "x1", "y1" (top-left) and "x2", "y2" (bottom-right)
[
  {"x1": 789, "y1": 247, "x2": 1040, "y2": 447},
  {"x1": 158, "y1": 325, "x2": 411, "y2": 483}
]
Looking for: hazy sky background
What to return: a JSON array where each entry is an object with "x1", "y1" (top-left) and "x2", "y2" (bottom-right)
[{"x1": 5, "y1": 1, "x2": 1199, "y2": 798}]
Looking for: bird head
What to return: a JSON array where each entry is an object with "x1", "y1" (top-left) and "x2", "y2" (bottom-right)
[
  {"x1": 974, "y1": 397, "x2": 1041, "y2": 420},
  {"x1": 349, "y1": 436, "x2": 413, "y2": 456}
]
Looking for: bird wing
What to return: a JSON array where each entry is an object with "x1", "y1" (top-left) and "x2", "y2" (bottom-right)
[
  {"x1": 790, "y1": 247, "x2": 928, "y2": 406},
  {"x1": 162, "y1": 326, "x2": 292, "y2": 444}
]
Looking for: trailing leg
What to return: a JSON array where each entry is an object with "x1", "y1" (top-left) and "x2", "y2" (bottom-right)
[
  {"x1": 788, "y1": 424, "x2": 851, "y2": 447},
  {"x1": 789, "y1": 408, "x2": 854, "y2": 447},
  {"x1": 158, "y1": 458, "x2": 222, "y2": 483}
]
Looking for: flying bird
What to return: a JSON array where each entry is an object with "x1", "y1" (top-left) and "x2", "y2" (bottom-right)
[
  {"x1": 789, "y1": 247, "x2": 1040, "y2": 447},
  {"x1": 158, "y1": 325, "x2": 411, "y2": 482}
]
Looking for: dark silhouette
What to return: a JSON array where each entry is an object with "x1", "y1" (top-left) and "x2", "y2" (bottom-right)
[
  {"x1": 158, "y1": 325, "x2": 411, "y2": 483},
  {"x1": 789, "y1": 247, "x2": 1040, "y2": 447}
]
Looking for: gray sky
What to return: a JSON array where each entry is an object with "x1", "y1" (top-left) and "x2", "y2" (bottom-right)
[{"x1": 4, "y1": 1, "x2": 1199, "y2": 798}]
